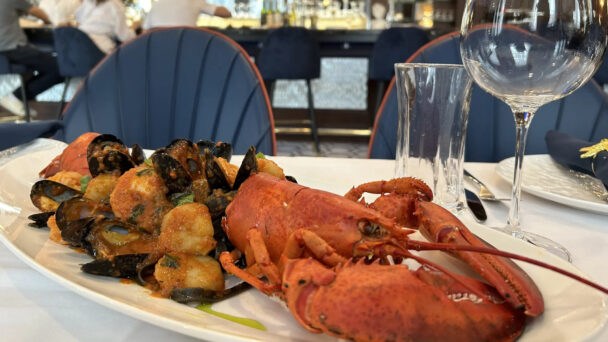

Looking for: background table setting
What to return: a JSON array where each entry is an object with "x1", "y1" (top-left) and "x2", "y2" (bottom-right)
[{"x1": 0, "y1": 138, "x2": 607, "y2": 342}]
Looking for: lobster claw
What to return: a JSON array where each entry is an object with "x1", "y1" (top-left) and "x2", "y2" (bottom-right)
[{"x1": 415, "y1": 201, "x2": 544, "y2": 317}]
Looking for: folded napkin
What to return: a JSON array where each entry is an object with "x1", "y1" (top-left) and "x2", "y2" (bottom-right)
[
  {"x1": 0, "y1": 120, "x2": 63, "y2": 151},
  {"x1": 545, "y1": 130, "x2": 608, "y2": 190}
]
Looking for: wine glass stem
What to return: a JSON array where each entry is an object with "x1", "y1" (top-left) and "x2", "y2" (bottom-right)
[{"x1": 506, "y1": 110, "x2": 534, "y2": 238}]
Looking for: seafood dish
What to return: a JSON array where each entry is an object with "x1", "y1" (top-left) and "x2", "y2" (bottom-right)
[{"x1": 26, "y1": 133, "x2": 608, "y2": 342}]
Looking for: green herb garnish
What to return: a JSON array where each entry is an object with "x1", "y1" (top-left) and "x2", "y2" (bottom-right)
[
  {"x1": 196, "y1": 303, "x2": 266, "y2": 331},
  {"x1": 136, "y1": 168, "x2": 153, "y2": 176},
  {"x1": 144, "y1": 158, "x2": 152, "y2": 166},
  {"x1": 80, "y1": 175, "x2": 91, "y2": 193},
  {"x1": 161, "y1": 254, "x2": 180, "y2": 268},
  {"x1": 128, "y1": 204, "x2": 145, "y2": 224},
  {"x1": 255, "y1": 152, "x2": 266, "y2": 159},
  {"x1": 170, "y1": 192, "x2": 194, "y2": 207}
]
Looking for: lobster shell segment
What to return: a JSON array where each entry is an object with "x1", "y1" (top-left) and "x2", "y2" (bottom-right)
[{"x1": 283, "y1": 258, "x2": 526, "y2": 342}]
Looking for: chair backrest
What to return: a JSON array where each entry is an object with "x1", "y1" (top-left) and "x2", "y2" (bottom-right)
[
  {"x1": 0, "y1": 55, "x2": 10, "y2": 74},
  {"x1": 256, "y1": 27, "x2": 320, "y2": 80},
  {"x1": 369, "y1": 31, "x2": 608, "y2": 162},
  {"x1": 53, "y1": 27, "x2": 106, "y2": 77},
  {"x1": 368, "y1": 26, "x2": 429, "y2": 81},
  {"x1": 593, "y1": 52, "x2": 608, "y2": 87},
  {"x1": 57, "y1": 27, "x2": 276, "y2": 155}
]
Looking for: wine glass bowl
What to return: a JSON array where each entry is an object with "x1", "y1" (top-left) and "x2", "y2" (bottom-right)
[{"x1": 460, "y1": 0, "x2": 607, "y2": 260}]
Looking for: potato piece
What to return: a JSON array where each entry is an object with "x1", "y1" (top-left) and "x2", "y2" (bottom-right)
[
  {"x1": 155, "y1": 253, "x2": 224, "y2": 297},
  {"x1": 257, "y1": 158, "x2": 285, "y2": 179},
  {"x1": 84, "y1": 174, "x2": 119, "y2": 202},
  {"x1": 110, "y1": 166, "x2": 172, "y2": 233},
  {"x1": 47, "y1": 171, "x2": 83, "y2": 190},
  {"x1": 158, "y1": 203, "x2": 216, "y2": 255}
]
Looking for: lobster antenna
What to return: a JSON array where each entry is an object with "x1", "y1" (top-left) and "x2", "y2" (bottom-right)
[{"x1": 408, "y1": 240, "x2": 608, "y2": 295}]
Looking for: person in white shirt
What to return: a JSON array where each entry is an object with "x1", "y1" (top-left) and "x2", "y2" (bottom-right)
[
  {"x1": 143, "y1": 0, "x2": 231, "y2": 30},
  {"x1": 74, "y1": 0, "x2": 138, "y2": 54},
  {"x1": 39, "y1": 0, "x2": 81, "y2": 26}
]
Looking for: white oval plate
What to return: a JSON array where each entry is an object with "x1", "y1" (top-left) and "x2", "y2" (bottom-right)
[
  {"x1": 496, "y1": 155, "x2": 608, "y2": 215},
  {"x1": 0, "y1": 141, "x2": 606, "y2": 342}
]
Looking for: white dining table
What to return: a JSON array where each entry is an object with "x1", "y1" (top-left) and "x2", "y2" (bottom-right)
[{"x1": 0, "y1": 139, "x2": 607, "y2": 341}]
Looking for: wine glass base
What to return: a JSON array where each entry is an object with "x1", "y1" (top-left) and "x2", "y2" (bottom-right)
[{"x1": 490, "y1": 226, "x2": 572, "y2": 262}]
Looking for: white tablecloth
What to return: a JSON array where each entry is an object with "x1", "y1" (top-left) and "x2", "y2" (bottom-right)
[{"x1": 0, "y1": 149, "x2": 607, "y2": 341}]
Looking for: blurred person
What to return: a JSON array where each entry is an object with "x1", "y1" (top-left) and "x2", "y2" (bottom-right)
[
  {"x1": 0, "y1": 0, "x2": 62, "y2": 116},
  {"x1": 39, "y1": 0, "x2": 81, "y2": 26},
  {"x1": 73, "y1": 0, "x2": 139, "y2": 54},
  {"x1": 143, "y1": 0, "x2": 231, "y2": 30}
]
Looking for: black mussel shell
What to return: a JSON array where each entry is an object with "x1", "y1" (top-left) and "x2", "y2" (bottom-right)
[
  {"x1": 30, "y1": 180, "x2": 83, "y2": 212},
  {"x1": 205, "y1": 190, "x2": 237, "y2": 220},
  {"x1": 232, "y1": 147, "x2": 258, "y2": 190},
  {"x1": 87, "y1": 134, "x2": 135, "y2": 177},
  {"x1": 88, "y1": 150, "x2": 135, "y2": 178},
  {"x1": 85, "y1": 218, "x2": 154, "y2": 259},
  {"x1": 165, "y1": 139, "x2": 204, "y2": 180},
  {"x1": 205, "y1": 150, "x2": 231, "y2": 192},
  {"x1": 28, "y1": 212, "x2": 54, "y2": 228},
  {"x1": 131, "y1": 144, "x2": 146, "y2": 166},
  {"x1": 81, "y1": 253, "x2": 149, "y2": 278},
  {"x1": 55, "y1": 197, "x2": 112, "y2": 232},
  {"x1": 60, "y1": 217, "x2": 95, "y2": 253},
  {"x1": 151, "y1": 152, "x2": 192, "y2": 194},
  {"x1": 197, "y1": 140, "x2": 233, "y2": 162},
  {"x1": 170, "y1": 282, "x2": 251, "y2": 304},
  {"x1": 286, "y1": 175, "x2": 298, "y2": 184}
]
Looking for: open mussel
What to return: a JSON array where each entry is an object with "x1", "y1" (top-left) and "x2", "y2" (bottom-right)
[
  {"x1": 151, "y1": 152, "x2": 192, "y2": 195},
  {"x1": 56, "y1": 197, "x2": 112, "y2": 235},
  {"x1": 197, "y1": 140, "x2": 233, "y2": 162},
  {"x1": 30, "y1": 180, "x2": 83, "y2": 212},
  {"x1": 85, "y1": 218, "x2": 157, "y2": 259},
  {"x1": 87, "y1": 134, "x2": 138, "y2": 177},
  {"x1": 164, "y1": 139, "x2": 205, "y2": 180}
]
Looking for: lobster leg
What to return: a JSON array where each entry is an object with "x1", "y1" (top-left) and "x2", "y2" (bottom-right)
[
  {"x1": 279, "y1": 229, "x2": 348, "y2": 272},
  {"x1": 219, "y1": 252, "x2": 278, "y2": 295},
  {"x1": 344, "y1": 178, "x2": 433, "y2": 203}
]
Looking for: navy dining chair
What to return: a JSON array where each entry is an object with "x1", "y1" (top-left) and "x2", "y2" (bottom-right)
[
  {"x1": 56, "y1": 27, "x2": 276, "y2": 155},
  {"x1": 0, "y1": 55, "x2": 31, "y2": 122},
  {"x1": 368, "y1": 27, "x2": 429, "y2": 115},
  {"x1": 256, "y1": 27, "x2": 321, "y2": 153},
  {"x1": 53, "y1": 27, "x2": 106, "y2": 118},
  {"x1": 369, "y1": 31, "x2": 608, "y2": 162},
  {"x1": 0, "y1": 120, "x2": 63, "y2": 151}
]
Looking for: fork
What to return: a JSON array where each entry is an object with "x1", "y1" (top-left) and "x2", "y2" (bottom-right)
[{"x1": 464, "y1": 169, "x2": 510, "y2": 201}]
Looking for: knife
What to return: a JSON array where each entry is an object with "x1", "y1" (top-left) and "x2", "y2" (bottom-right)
[{"x1": 465, "y1": 188, "x2": 487, "y2": 222}]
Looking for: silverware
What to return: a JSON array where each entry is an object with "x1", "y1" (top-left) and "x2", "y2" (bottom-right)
[
  {"x1": 464, "y1": 169, "x2": 510, "y2": 201},
  {"x1": 465, "y1": 188, "x2": 487, "y2": 222}
]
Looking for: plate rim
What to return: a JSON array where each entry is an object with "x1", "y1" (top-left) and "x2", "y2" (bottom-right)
[
  {"x1": 496, "y1": 154, "x2": 608, "y2": 214},
  {"x1": 1, "y1": 144, "x2": 607, "y2": 342}
]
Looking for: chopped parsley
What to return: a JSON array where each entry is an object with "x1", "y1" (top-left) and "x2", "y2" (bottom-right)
[
  {"x1": 255, "y1": 152, "x2": 266, "y2": 159},
  {"x1": 80, "y1": 175, "x2": 91, "y2": 193},
  {"x1": 144, "y1": 158, "x2": 152, "y2": 166},
  {"x1": 128, "y1": 204, "x2": 145, "y2": 224},
  {"x1": 170, "y1": 192, "x2": 194, "y2": 207},
  {"x1": 161, "y1": 254, "x2": 180, "y2": 269},
  {"x1": 136, "y1": 168, "x2": 153, "y2": 176}
]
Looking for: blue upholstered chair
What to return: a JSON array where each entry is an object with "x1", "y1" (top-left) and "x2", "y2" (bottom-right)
[
  {"x1": 57, "y1": 27, "x2": 276, "y2": 155},
  {"x1": 0, "y1": 120, "x2": 63, "y2": 151},
  {"x1": 368, "y1": 27, "x2": 429, "y2": 114},
  {"x1": 593, "y1": 53, "x2": 608, "y2": 90},
  {"x1": 53, "y1": 27, "x2": 106, "y2": 118},
  {"x1": 256, "y1": 27, "x2": 321, "y2": 153},
  {"x1": 369, "y1": 32, "x2": 608, "y2": 162},
  {"x1": 0, "y1": 55, "x2": 31, "y2": 122}
]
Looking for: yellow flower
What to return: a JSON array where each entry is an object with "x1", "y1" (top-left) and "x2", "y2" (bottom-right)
[{"x1": 580, "y1": 139, "x2": 608, "y2": 159}]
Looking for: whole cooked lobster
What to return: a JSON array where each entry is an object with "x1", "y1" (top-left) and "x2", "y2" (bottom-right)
[{"x1": 220, "y1": 173, "x2": 608, "y2": 342}]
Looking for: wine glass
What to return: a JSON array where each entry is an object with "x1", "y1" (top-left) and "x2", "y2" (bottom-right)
[{"x1": 460, "y1": 0, "x2": 607, "y2": 261}]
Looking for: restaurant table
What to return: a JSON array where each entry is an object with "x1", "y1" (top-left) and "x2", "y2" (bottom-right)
[{"x1": 0, "y1": 142, "x2": 607, "y2": 341}]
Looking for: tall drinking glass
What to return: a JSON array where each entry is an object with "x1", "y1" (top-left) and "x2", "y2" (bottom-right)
[
  {"x1": 460, "y1": 0, "x2": 607, "y2": 260},
  {"x1": 394, "y1": 63, "x2": 473, "y2": 214}
]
